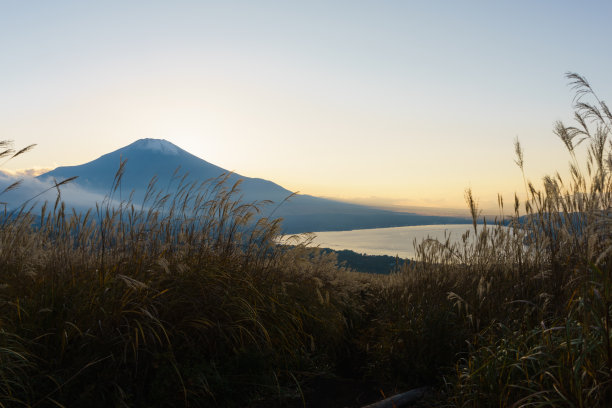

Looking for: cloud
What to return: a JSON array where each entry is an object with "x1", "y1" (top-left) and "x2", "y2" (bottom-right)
[
  {"x1": 0, "y1": 168, "x2": 53, "y2": 177},
  {"x1": 0, "y1": 173, "x2": 112, "y2": 211}
]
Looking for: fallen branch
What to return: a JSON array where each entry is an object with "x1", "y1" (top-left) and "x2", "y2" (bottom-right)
[{"x1": 361, "y1": 387, "x2": 430, "y2": 408}]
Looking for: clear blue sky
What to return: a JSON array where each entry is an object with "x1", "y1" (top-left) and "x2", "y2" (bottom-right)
[{"x1": 2, "y1": 1, "x2": 611, "y2": 210}]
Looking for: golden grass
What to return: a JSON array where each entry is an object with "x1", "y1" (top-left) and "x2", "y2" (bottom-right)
[{"x1": 0, "y1": 72, "x2": 611, "y2": 406}]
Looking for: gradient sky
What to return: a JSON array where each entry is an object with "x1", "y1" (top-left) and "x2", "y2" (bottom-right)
[{"x1": 2, "y1": 1, "x2": 611, "y2": 211}]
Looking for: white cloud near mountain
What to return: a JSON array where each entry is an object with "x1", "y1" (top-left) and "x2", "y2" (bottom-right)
[
  {"x1": 0, "y1": 172, "x2": 112, "y2": 210},
  {"x1": 0, "y1": 168, "x2": 53, "y2": 177}
]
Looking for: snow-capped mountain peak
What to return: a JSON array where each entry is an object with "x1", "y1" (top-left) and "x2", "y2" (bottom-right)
[{"x1": 131, "y1": 138, "x2": 180, "y2": 155}]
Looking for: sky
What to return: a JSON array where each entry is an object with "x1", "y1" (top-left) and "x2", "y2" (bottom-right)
[{"x1": 1, "y1": 1, "x2": 612, "y2": 212}]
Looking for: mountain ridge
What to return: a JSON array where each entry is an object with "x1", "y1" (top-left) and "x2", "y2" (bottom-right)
[{"x1": 39, "y1": 138, "x2": 471, "y2": 233}]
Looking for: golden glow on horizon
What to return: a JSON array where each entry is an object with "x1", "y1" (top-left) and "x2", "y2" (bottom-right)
[{"x1": 0, "y1": 77, "x2": 576, "y2": 209}]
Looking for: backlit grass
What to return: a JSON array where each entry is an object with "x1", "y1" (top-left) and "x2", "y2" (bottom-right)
[{"x1": 1, "y1": 72, "x2": 611, "y2": 407}]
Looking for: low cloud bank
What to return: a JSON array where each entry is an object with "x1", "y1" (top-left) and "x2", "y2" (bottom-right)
[
  {"x1": 0, "y1": 168, "x2": 53, "y2": 177},
  {"x1": 0, "y1": 173, "x2": 112, "y2": 212}
]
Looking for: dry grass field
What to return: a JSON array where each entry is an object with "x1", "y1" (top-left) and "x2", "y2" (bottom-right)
[{"x1": 1, "y1": 73, "x2": 611, "y2": 407}]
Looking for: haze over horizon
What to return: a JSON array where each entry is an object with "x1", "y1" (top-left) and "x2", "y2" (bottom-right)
[{"x1": 2, "y1": 1, "x2": 612, "y2": 211}]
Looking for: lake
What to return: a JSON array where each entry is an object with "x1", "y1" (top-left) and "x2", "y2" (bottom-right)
[{"x1": 295, "y1": 224, "x2": 488, "y2": 259}]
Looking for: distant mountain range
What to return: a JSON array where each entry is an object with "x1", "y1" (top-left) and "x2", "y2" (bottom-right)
[{"x1": 38, "y1": 138, "x2": 471, "y2": 233}]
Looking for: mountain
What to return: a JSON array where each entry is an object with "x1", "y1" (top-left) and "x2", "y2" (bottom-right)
[
  {"x1": 38, "y1": 138, "x2": 471, "y2": 233},
  {"x1": 40, "y1": 139, "x2": 290, "y2": 203}
]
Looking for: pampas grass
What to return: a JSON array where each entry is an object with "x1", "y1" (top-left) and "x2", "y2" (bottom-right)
[{"x1": 1, "y1": 72, "x2": 612, "y2": 406}]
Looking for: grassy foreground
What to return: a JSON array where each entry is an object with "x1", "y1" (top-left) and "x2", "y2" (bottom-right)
[{"x1": 2, "y1": 73, "x2": 612, "y2": 407}]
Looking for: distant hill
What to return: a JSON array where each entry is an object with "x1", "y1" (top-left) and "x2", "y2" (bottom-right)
[
  {"x1": 322, "y1": 248, "x2": 408, "y2": 275},
  {"x1": 39, "y1": 138, "x2": 471, "y2": 233}
]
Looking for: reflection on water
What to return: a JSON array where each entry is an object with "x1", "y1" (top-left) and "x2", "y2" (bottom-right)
[{"x1": 300, "y1": 224, "x2": 497, "y2": 259}]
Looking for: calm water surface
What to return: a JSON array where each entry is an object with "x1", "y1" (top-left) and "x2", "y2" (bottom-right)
[{"x1": 303, "y1": 224, "x2": 489, "y2": 259}]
